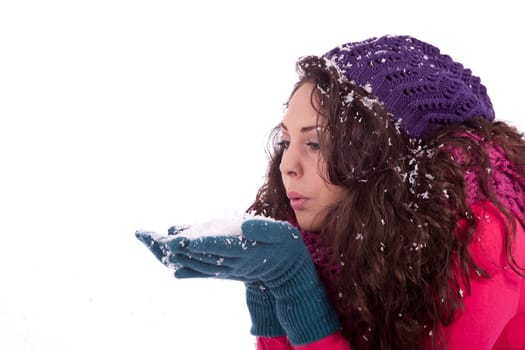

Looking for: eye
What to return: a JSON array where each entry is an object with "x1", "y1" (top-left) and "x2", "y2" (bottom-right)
[
  {"x1": 277, "y1": 140, "x2": 290, "y2": 150},
  {"x1": 306, "y1": 141, "x2": 320, "y2": 150}
]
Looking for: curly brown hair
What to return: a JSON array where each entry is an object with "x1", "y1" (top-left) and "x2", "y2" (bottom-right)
[{"x1": 248, "y1": 56, "x2": 525, "y2": 349}]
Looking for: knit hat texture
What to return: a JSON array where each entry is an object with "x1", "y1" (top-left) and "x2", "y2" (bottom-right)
[{"x1": 323, "y1": 35, "x2": 495, "y2": 137}]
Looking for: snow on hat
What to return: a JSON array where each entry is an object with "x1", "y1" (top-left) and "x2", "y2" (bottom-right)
[{"x1": 323, "y1": 35, "x2": 495, "y2": 137}]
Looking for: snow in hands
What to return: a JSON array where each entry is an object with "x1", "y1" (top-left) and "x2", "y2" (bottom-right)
[
  {"x1": 135, "y1": 213, "x2": 280, "y2": 269},
  {"x1": 175, "y1": 214, "x2": 250, "y2": 239},
  {"x1": 173, "y1": 213, "x2": 276, "y2": 239}
]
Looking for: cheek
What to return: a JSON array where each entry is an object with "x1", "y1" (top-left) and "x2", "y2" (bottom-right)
[
  {"x1": 316, "y1": 155, "x2": 332, "y2": 182},
  {"x1": 316, "y1": 161, "x2": 341, "y2": 199},
  {"x1": 318, "y1": 156, "x2": 346, "y2": 199},
  {"x1": 322, "y1": 183, "x2": 346, "y2": 206}
]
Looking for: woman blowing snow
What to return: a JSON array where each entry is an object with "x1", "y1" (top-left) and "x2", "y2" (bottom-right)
[{"x1": 136, "y1": 35, "x2": 525, "y2": 349}]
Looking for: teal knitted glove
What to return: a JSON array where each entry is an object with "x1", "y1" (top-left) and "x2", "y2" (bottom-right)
[
  {"x1": 135, "y1": 225, "x2": 190, "y2": 266},
  {"x1": 135, "y1": 224, "x2": 284, "y2": 338},
  {"x1": 245, "y1": 282, "x2": 286, "y2": 337},
  {"x1": 139, "y1": 218, "x2": 340, "y2": 345}
]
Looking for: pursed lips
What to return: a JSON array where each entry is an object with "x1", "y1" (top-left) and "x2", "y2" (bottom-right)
[{"x1": 287, "y1": 191, "x2": 309, "y2": 210}]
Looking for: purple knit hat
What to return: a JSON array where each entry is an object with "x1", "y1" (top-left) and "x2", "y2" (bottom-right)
[{"x1": 323, "y1": 35, "x2": 495, "y2": 137}]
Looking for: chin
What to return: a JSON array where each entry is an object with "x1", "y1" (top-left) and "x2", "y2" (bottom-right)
[{"x1": 295, "y1": 213, "x2": 321, "y2": 232}]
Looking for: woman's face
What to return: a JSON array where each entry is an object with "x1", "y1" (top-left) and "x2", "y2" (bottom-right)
[{"x1": 279, "y1": 82, "x2": 346, "y2": 232}]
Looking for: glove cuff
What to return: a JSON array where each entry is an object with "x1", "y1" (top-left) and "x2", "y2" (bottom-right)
[
  {"x1": 245, "y1": 283, "x2": 286, "y2": 337},
  {"x1": 271, "y1": 262, "x2": 341, "y2": 345}
]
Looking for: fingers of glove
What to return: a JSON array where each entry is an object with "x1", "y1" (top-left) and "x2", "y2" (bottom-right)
[
  {"x1": 174, "y1": 267, "x2": 213, "y2": 279},
  {"x1": 135, "y1": 230, "x2": 158, "y2": 246},
  {"x1": 241, "y1": 219, "x2": 300, "y2": 243},
  {"x1": 186, "y1": 236, "x2": 247, "y2": 257},
  {"x1": 170, "y1": 252, "x2": 237, "y2": 277},
  {"x1": 135, "y1": 231, "x2": 167, "y2": 262},
  {"x1": 175, "y1": 267, "x2": 250, "y2": 282},
  {"x1": 168, "y1": 225, "x2": 190, "y2": 235},
  {"x1": 160, "y1": 236, "x2": 190, "y2": 252},
  {"x1": 167, "y1": 250, "x2": 240, "y2": 269}
]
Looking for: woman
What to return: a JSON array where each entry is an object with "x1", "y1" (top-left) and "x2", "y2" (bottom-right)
[{"x1": 137, "y1": 35, "x2": 525, "y2": 349}]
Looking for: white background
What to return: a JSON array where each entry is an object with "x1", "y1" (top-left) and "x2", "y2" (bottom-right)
[{"x1": 0, "y1": 1, "x2": 523, "y2": 349}]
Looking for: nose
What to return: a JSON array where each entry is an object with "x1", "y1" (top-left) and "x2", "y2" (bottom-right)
[{"x1": 279, "y1": 144, "x2": 303, "y2": 179}]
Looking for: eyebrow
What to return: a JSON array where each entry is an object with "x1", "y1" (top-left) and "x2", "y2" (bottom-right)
[{"x1": 279, "y1": 122, "x2": 319, "y2": 133}]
